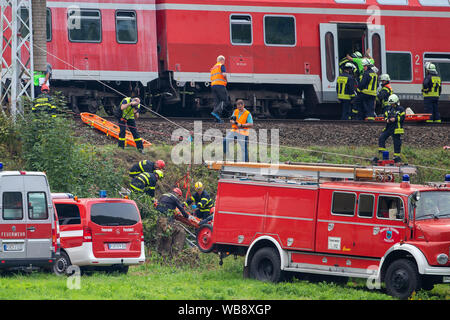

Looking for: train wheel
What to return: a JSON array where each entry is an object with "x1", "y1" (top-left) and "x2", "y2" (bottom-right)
[{"x1": 196, "y1": 224, "x2": 214, "y2": 253}]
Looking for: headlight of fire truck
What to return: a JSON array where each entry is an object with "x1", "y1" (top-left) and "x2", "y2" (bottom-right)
[{"x1": 437, "y1": 253, "x2": 449, "y2": 265}]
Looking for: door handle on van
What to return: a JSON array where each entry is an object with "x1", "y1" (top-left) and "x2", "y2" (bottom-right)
[{"x1": 27, "y1": 226, "x2": 36, "y2": 232}]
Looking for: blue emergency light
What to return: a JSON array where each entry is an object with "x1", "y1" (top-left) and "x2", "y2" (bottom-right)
[
  {"x1": 445, "y1": 174, "x2": 450, "y2": 182},
  {"x1": 382, "y1": 151, "x2": 389, "y2": 160},
  {"x1": 0, "y1": 162, "x2": 3, "y2": 171},
  {"x1": 402, "y1": 174, "x2": 410, "y2": 182},
  {"x1": 99, "y1": 190, "x2": 107, "y2": 198}
]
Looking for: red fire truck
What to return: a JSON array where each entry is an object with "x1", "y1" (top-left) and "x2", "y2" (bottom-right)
[{"x1": 198, "y1": 161, "x2": 450, "y2": 299}]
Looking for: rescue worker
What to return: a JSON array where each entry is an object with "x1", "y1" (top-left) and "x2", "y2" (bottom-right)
[
  {"x1": 155, "y1": 188, "x2": 189, "y2": 257},
  {"x1": 33, "y1": 63, "x2": 52, "y2": 98},
  {"x1": 128, "y1": 159, "x2": 166, "y2": 178},
  {"x1": 358, "y1": 58, "x2": 378, "y2": 121},
  {"x1": 117, "y1": 97, "x2": 145, "y2": 153},
  {"x1": 129, "y1": 169, "x2": 163, "y2": 200},
  {"x1": 377, "y1": 74, "x2": 393, "y2": 115},
  {"x1": 422, "y1": 62, "x2": 442, "y2": 123},
  {"x1": 184, "y1": 181, "x2": 214, "y2": 219},
  {"x1": 377, "y1": 94, "x2": 405, "y2": 163},
  {"x1": 339, "y1": 52, "x2": 359, "y2": 75},
  {"x1": 346, "y1": 49, "x2": 375, "y2": 78},
  {"x1": 210, "y1": 55, "x2": 229, "y2": 123},
  {"x1": 223, "y1": 99, "x2": 253, "y2": 162},
  {"x1": 336, "y1": 62, "x2": 357, "y2": 120},
  {"x1": 32, "y1": 84, "x2": 57, "y2": 118}
]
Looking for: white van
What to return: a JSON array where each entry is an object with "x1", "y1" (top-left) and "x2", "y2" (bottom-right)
[{"x1": 0, "y1": 165, "x2": 59, "y2": 270}]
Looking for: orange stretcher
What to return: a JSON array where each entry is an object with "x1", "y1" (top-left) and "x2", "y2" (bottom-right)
[
  {"x1": 366, "y1": 114, "x2": 432, "y2": 122},
  {"x1": 80, "y1": 112, "x2": 151, "y2": 148}
]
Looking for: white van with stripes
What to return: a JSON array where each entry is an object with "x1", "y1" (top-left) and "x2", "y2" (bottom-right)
[
  {"x1": 52, "y1": 192, "x2": 145, "y2": 275},
  {"x1": 0, "y1": 164, "x2": 59, "y2": 271}
]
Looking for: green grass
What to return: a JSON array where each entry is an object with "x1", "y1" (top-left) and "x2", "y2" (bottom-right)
[{"x1": 0, "y1": 253, "x2": 448, "y2": 300}]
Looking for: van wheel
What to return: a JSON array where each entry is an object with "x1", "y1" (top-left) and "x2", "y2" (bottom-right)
[
  {"x1": 385, "y1": 259, "x2": 421, "y2": 299},
  {"x1": 53, "y1": 252, "x2": 71, "y2": 276},
  {"x1": 196, "y1": 224, "x2": 214, "y2": 253},
  {"x1": 250, "y1": 247, "x2": 281, "y2": 282}
]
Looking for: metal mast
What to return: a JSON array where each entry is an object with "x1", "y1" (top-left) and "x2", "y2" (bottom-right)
[{"x1": 1, "y1": 0, "x2": 34, "y2": 118}]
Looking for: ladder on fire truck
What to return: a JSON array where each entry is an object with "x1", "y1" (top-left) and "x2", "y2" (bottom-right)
[{"x1": 206, "y1": 161, "x2": 417, "y2": 183}]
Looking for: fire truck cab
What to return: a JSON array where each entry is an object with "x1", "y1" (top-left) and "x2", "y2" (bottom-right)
[
  {"x1": 52, "y1": 193, "x2": 145, "y2": 275},
  {"x1": 0, "y1": 164, "x2": 59, "y2": 271},
  {"x1": 201, "y1": 162, "x2": 450, "y2": 299}
]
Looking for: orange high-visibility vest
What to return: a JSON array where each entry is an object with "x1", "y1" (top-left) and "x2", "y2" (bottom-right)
[
  {"x1": 231, "y1": 108, "x2": 250, "y2": 136},
  {"x1": 210, "y1": 63, "x2": 227, "y2": 86}
]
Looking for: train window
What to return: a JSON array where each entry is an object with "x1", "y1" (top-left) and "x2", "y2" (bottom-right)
[
  {"x1": 116, "y1": 11, "x2": 137, "y2": 44},
  {"x1": 371, "y1": 33, "x2": 382, "y2": 74},
  {"x1": 19, "y1": 7, "x2": 30, "y2": 38},
  {"x1": 386, "y1": 52, "x2": 412, "y2": 81},
  {"x1": 47, "y1": 8, "x2": 52, "y2": 42},
  {"x1": 325, "y1": 32, "x2": 336, "y2": 82},
  {"x1": 424, "y1": 53, "x2": 450, "y2": 82},
  {"x1": 332, "y1": 192, "x2": 356, "y2": 216},
  {"x1": 264, "y1": 16, "x2": 296, "y2": 46},
  {"x1": 230, "y1": 15, "x2": 252, "y2": 45},
  {"x1": 358, "y1": 194, "x2": 374, "y2": 218},
  {"x1": 68, "y1": 9, "x2": 102, "y2": 43},
  {"x1": 377, "y1": 0, "x2": 408, "y2": 4},
  {"x1": 418, "y1": 0, "x2": 449, "y2": 6}
]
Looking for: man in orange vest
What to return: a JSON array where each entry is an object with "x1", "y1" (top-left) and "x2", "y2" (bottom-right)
[
  {"x1": 210, "y1": 55, "x2": 229, "y2": 123},
  {"x1": 223, "y1": 99, "x2": 253, "y2": 162}
]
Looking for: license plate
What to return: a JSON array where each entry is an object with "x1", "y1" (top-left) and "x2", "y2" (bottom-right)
[
  {"x1": 108, "y1": 243, "x2": 127, "y2": 250},
  {"x1": 3, "y1": 243, "x2": 24, "y2": 251},
  {"x1": 444, "y1": 276, "x2": 450, "y2": 283}
]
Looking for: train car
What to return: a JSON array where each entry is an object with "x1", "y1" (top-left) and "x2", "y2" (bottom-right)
[
  {"x1": 154, "y1": 0, "x2": 450, "y2": 118},
  {"x1": 46, "y1": 0, "x2": 158, "y2": 113}
]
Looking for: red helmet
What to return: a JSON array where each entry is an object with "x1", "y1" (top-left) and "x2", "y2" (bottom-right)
[
  {"x1": 155, "y1": 160, "x2": 165, "y2": 170},
  {"x1": 173, "y1": 188, "x2": 182, "y2": 197},
  {"x1": 41, "y1": 84, "x2": 49, "y2": 92}
]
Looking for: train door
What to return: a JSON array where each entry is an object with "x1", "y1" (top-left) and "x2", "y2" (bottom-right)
[
  {"x1": 319, "y1": 23, "x2": 339, "y2": 102},
  {"x1": 367, "y1": 25, "x2": 387, "y2": 75}
]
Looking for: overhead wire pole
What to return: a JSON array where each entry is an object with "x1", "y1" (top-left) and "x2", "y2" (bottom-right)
[{"x1": 0, "y1": 0, "x2": 34, "y2": 119}]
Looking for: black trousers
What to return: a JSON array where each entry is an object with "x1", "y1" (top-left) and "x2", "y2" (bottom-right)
[
  {"x1": 361, "y1": 94, "x2": 376, "y2": 120},
  {"x1": 424, "y1": 98, "x2": 440, "y2": 122},
  {"x1": 118, "y1": 118, "x2": 143, "y2": 150},
  {"x1": 211, "y1": 85, "x2": 229, "y2": 115},
  {"x1": 379, "y1": 129, "x2": 402, "y2": 155},
  {"x1": 339, "y1": 99, "x2": 352, "y2": 120}
]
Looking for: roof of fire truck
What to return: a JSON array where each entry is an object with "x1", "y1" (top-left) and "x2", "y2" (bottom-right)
[{"x1": 207, "y1": 161, "x2": 449, "y2": 194}]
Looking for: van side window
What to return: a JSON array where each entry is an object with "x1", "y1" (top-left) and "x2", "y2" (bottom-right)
[
  {"x1": 358, "y1": 194, "x2": 374, "y2": 218},
  {"x1": 377, "y1": 196, "x2": 404, "y2": 220},
  {"x1": 2, "y1": 192, "x2": 23, "y2": 220},
  {"x1": 332, "y1": 192, "x2": 355, "y2": 216},
  {"x1": 28, "y1": 192, "x2": 48, "y2": 220},
  {"x1": 55, "y1": 204, "x2": 81, "y2": 225}
]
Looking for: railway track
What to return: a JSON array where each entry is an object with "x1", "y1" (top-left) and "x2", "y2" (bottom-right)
[{"x1": 90, "y1": 115, "x2": 450, "y2": 127}]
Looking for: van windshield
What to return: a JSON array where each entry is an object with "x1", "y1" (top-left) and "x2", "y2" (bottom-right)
[
  {"x1": 90, "y1": 202, "x2": 140, "y2": 226},
  {"x1": 415, "y1": 191, "x2": 450, "y2": 220}
]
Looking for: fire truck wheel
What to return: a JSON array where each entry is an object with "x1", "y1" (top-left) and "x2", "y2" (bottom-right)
[
  {"x1": 196, "y1": 224, "x2": 214, "y2": 253},
  {"x1": 385, "y1": 259, "x2": 421, "y2": 299},
  {"x1": 249, "y1": 247, "x2": 281, "y2": 283},
  {"x1": 53, "y1": 251, "x2": 71, "y2": 276}
]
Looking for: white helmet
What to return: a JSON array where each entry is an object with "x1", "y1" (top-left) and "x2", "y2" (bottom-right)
[
  {"x1": 426, "y1": 63, "x2": 437, "y2": 72},
  {"x1": 344, "y1": 62, "x2": 355, "y2": 69},
  {"x1": 353, "y1": 51, "x2": 363, "y2": 58},
  {"x1": 388, "y1": 94, "x2": 400, "y2": 105},
  {"x1": 379, "y1": 74, "x2": 390, "y2": 81},
  {"x1": 361, "y1": 58, "x2": 371, "y2": 66}
]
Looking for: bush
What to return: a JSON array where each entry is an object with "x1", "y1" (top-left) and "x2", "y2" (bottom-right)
[{"x1": 17, "y1": 95, "x2": 124, "y2": 196}]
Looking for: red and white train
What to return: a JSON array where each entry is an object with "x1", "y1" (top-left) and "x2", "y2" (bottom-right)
[{"x1": 34, "y1": 0, "x2": 450, "y2": 116}]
